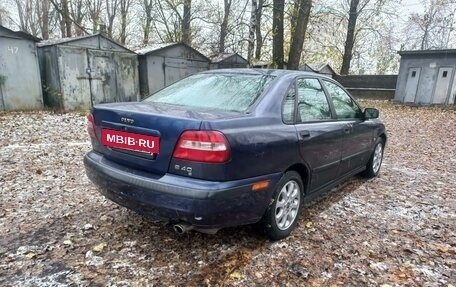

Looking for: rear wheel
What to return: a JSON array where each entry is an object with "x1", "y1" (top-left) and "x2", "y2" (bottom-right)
[
  {"x1": 361, "y1": 138, "x2": 384, "y2": 178},
  {"x1": 260, "y1": 171, "x2": 303, "y2": 240}
]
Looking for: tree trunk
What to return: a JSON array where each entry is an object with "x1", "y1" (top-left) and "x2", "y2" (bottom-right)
[
  {"x1": 86, "y1": 0, "x2": 102, "y2": 33},
  {"x1": 248, "y1": 0, "x2": 257, "y2": 64},
  {"x1": 254, "y1": 0, "x2": 264, "y2": 60},
  {"x1": 143, "y1": 0, "x2": 153, "y2": 45},
  {"x1": 219, "y1": 0, "x2": 231, "y2": 53},
  {"x1": 340, "y1": 0, "x2": 359, "y2": 75},
  {"x1": 58, "y1": 15, "x2": 66, "y2": 37},
  {"x1": 421, "y1": 27, "x2": 428, "y2": 50},
  {"x1": 120, "y1": 14, "x2": 127, "y2": 44},
  {"x1": 41, "y1": 0, "x2": 50, "y2": 39},
  {"x1": 106, "y1": 0, "x2": 117, "y2": 39},
  {"x1": 272, "y1": 0, "x2": 285, "y2": 69},
  {"x1": 70, "y1": 0, "x2": 85, "y2": 36},
  {"x1": 420, "y1": 12, "x2": 432, "y2": 50},
  {"x1": 15, "y1": 0, "x2": 27, "y2": 32},
  {"x1": 119, "y1": 0, "x2": 131, "y2": 44},
  {"x1": 143, "y1": 19, "x2": 151, "y2": 44},
  {"x1": 288, "y1": 0, "x2": 312, "y2": 70},
  {"x1": 182, "y1": 0, "x2": 191, "y2": 44},
  {"x1": 61, "y1": 0, "x2": 72, "y2": 37}
]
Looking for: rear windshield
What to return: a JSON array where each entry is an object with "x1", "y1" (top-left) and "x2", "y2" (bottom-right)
[{"x1": 143, "y1": 73, "x2": 275, "y2": 112}]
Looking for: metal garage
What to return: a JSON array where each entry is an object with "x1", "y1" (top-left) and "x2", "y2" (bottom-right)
[
  {"x1": 209, "y1": 53, "x2": 248, "y2": 69},
  {"x1": 137, "y1": 43, "x2": 210, "y2": 97},
  {"x1": 37, "y1": 34, "x2": 139, "y2": 110},
  {"x1": 300, "y1": 63, "x2": 337, "y2": 78},
  {"x1": 395, "y1": 50, "x2": 456, "y2": 105},
  {"x1": 0, "y1": 26, "x2": 43, "y2": 110}
]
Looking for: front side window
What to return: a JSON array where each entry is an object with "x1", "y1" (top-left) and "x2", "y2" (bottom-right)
[
  {"x1": 144, "y1": 73, "x2": 274, "y2": 112},
  {"x1": 323, "y1": 80, "x2": 362, "y2": 119},
  {"x1": 296, "y1": 78, "x2": 331, "y2": 122}
]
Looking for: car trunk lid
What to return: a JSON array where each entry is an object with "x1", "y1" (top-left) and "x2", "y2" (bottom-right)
[{"x1": 91, "y1": 102, "x2": 206, "y2": 175}]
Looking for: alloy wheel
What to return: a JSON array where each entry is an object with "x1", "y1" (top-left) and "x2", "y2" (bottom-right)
[
  {"x1": 372, "y1": 143, "x2": 383, "y2": 174},
  {"x1": 275, "y1": 180, "x2": 301, "y2": 230}
]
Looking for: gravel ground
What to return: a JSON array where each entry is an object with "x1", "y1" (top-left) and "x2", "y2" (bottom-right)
[{"x1": 0, "y1": 101, "x2": 455, "y2": 287}]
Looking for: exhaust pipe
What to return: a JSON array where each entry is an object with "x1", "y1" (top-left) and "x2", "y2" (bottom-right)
[
  {"x1": 173, "y1": 223, "x2": 194, "y2": 235},
  {"x1": 173, "y1": 223, "x2": 221, "y2": 235}
]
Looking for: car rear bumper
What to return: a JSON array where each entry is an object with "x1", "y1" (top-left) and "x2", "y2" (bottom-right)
[{"x1": 83, "y1": 151, "x2": 282, "y2": 228}]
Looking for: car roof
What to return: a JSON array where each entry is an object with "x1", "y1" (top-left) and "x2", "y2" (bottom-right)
[{"x1": 202, "y1": 68, "x2": 332, "y2": 79}]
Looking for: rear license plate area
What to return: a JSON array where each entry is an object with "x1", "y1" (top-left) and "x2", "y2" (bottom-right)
[{"x1": 101, "y1": 128, "x2": 159, "y2": 154}]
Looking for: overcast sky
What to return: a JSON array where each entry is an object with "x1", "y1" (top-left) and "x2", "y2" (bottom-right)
[{"x1": 399, "y1": 0, "x2": 426, "y2": 20}]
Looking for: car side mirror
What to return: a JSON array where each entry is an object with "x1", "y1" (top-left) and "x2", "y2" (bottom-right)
[{"x1": 364, "y1": 108, "x2": 379, "y2": 120}]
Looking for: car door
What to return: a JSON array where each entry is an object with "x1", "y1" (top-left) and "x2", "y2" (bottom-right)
[
  {"x1": 321, "y1": 80, "x2": 373, "y2": 176},
  {"x1": 288, "y1": 77, "x2": 346, "y2": 192}
]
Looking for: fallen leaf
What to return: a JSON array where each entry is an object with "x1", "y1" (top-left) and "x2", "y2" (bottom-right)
[
  {"x1": 25, "y1": 252, "x2": 37, "y2": 259},
  {"x1": 435, "y1": 243, "x2": 452, "y2": 253},
  {"x1": 229, "y1": 271, "x2": 244, "y2": 280},
  {"x1": 93, "y1": 242, "x2": 107, "y2": 253}
]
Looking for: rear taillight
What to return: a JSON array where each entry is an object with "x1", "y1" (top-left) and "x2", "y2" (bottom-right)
[
  {"x1": 87, "y1": 114, "x2": 96, "y2": 139},
  {"x1": 173, "y1": 130, "x2": 230, "y2": 163}
]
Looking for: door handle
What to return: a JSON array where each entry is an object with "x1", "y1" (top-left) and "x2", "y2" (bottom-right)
[
  {"x1": 344, "y1": 128, "x2": 350, "y2": 134},
  {"x1": 299, "y1": 130, "x2": 310, "y2": 137}
]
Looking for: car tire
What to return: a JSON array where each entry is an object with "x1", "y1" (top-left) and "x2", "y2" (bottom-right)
[
  {"x1": 361, "y1": 138, "x2": 384, "y2": 178},
  {"x1": 260, "y1": 171, "x2": 303, "y2": 241}
]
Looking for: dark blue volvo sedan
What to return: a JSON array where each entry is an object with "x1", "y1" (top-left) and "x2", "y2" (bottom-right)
[{"x1": 84, "y1": 69, "x2": 386, "y2": 240}]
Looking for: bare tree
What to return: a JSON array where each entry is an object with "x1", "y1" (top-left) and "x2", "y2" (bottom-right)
[
  {"x1": 14, "y1": 0, "x2": 40, "y2": 35},
  {"x1": 106, "y1": 0, "x2": 118, "y2": 38},
  {"x1": 141, "y1": 0, "x2": 154, "y2": 44},
  {"x1": 153, "y1": 0, "x2": 198, "y2": 44},
  {"x1": 272, "y1": 0, "x2": 285, "y2": 68},
  {"x1": 15, "y1": 0, "x2": 28, "y2": 32},
  {"x1": 85, "y1": 0, "x2": 103, "y2": 33},
  {"x1": 70, "y1": 0, "x2": 85, "y2": 36},
  {"x1": 374, "y1": 24, "x2": 399, "y2": 74},
  {"x1": 61, "y1": 0, "x2": 71, "y2": 37},
  {"x1": 219, "y1": 0, "x2": 232, "y2": 53},
  {"x1": 155, "y1": 0, "x2": 181, "y2": 42},
  {"x1": 288, "y1": 0, "x2": 312, "y2": 70},
  {"x1": 182, "y1": 0, "x2": 191, "y2": 44},
  {"x1": 255, "y1": 0, "x2": 265, "y2": 61},
  {"x1": 247, "y1": 0, "x2": 257, "y2": 63},
  {"x1": 57, "y1": 9, "x2": 66, "y2": 36},
  {"x1": 340, "y1": 0, "x2": 359, "y2": 74},
  {"x1": 119, "y1": 0, "x2": 132, "y2": 44},
  {"x1": 338, "y1": 0, "x2": 394, "y2": 74},
  {"x1": 200, "y1": 0, "x2": 250, "y2": 55},
  {"x1": 48, "y1": 0, "x2": 71, "y2": 37},
  {"x1": 406, "y1": 0, "x2": 456, "y2": 50},
  {"x1": 34, "y1": 0, "x2": 51, "y2": 39}
]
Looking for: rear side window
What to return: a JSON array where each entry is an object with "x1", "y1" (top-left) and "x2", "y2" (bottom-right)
[
  {"x1": 282, "y1": 86, "x2": 296, "y2": 123},
  {"x1": 296, "y1": 78, "x2": 331, "y2": 122},
  {"x1": 323, "y1": 80, "x2": 362, "y2": 119},
  {"x1": 144, "y1": 73, "x2": 274, "y2": 112}
]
